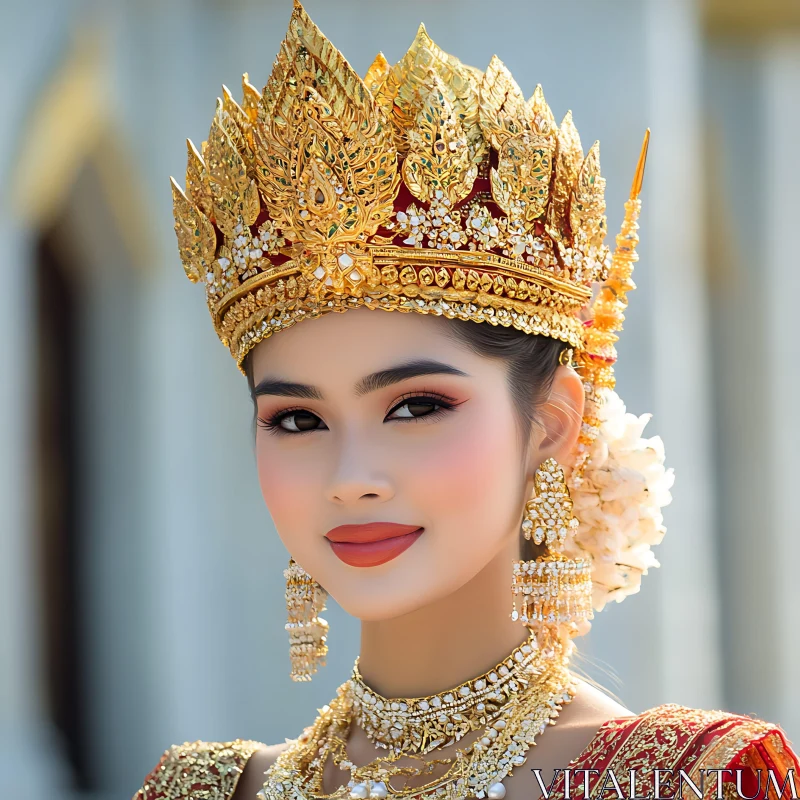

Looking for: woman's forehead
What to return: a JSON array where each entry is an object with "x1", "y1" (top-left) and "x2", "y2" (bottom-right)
[{"x1": 250, "y1": 309, "x2": 491, "y2": 385}]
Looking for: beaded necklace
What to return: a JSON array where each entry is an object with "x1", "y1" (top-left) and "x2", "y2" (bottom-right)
[{"x1": 259, "y1": 645, "x2": 574, "y2": 800}]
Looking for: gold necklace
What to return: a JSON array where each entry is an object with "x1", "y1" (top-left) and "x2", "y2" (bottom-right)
[
  {"x1": 348, "y1": 634, "x2": 543, "y2": 756},
  {"x1": 259, "y1": 648, "x2": 575, "y2": 800}
]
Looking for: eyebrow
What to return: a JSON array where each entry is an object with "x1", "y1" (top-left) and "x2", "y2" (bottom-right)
[{"x1": 251, "y1": 359, "x2": 470, "y2": 401}]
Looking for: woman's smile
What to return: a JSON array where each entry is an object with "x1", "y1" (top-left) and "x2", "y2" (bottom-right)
[{"x1": 325, "y1": 522, "x2": 425, "y2": 568}]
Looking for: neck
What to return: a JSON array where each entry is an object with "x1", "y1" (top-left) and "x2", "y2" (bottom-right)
[{"x1": 357, "y1": 535, "x2": 527, "y2": 698}]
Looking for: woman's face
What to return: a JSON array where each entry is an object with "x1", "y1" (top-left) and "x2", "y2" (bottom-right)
[{"x1": 251, "y1": 308, "x2": 561, "y2": 622}]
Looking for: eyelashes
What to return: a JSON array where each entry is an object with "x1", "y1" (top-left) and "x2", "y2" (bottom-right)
[
  {"x1": 257, "y1": 406, "x2": 323, "y2": 435},
  {"x1": 256, "y1": 408, "x2": 326, "y2": 435},
  {"x1": 256, "y1": 390, "x2": 461, "y2": 436}
]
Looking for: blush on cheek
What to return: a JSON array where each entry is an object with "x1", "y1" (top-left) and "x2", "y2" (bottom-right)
[
  {"x1": 257, "y1": 456, "x2": 311, "y2": 533},
  {"x1": 412, "y1": 409, "x2": 519, "y2": 515}
]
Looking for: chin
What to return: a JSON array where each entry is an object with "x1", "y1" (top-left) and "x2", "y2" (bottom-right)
[
  {"x1": 324, "y1": 553, "x2": 468, "y2": 623},
  {"x1": 337, "y1": 591, "x2": 441, "y2": 623},
  {"x1": 326, "y1": 571, "x2": 428, "y2": 623}
]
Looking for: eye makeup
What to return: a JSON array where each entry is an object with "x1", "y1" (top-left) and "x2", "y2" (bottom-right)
[{"x1": 257, "y1": 388, "x2": 466, "y2": 435}]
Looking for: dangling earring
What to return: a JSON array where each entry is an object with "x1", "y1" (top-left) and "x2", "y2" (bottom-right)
[
  {"x1": 284, "y1": 558, "x2": 329, "y2": 682},
  {"x1": 512, "y1": 458, "x2": 593, "y2": 649}
]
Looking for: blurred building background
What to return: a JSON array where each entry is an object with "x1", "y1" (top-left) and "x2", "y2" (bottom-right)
[{"x1": 1, "y1": 0, "x2": 799, "y2": 797}]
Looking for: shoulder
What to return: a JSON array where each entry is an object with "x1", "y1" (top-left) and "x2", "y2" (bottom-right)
[
  {"x1": 133, "y1": 739, "x2": 290, "y2": 800},
  {"x1": 608, "y1": 702, "x2": 795, "y2": 753},
  {"x1": 572, "y1": 703, "x2": 799, "y2": 792}
]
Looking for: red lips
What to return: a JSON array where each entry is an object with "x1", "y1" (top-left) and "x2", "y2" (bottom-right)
[{"x1": 325, "y1": 522, "x2": 424, "y2": 568}]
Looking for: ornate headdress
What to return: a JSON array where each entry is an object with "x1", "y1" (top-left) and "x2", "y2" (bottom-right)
[{"x1": 171, "y1": 1, "x2": 672, "y2": 622}]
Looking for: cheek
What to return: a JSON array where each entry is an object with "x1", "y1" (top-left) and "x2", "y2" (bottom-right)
[
  {"x1": 256, "y1": 439, "x2": 320, "y2": 541},
  {"x1": 406, "y1": 400, "x2": 523, "y2": 531}
]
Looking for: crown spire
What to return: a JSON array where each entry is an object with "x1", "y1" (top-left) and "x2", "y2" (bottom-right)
[
  {"x1": 631, "y1": 127, "x2": 650, "y2": 199},
  {"x1": 585, "y1": 128, "x2": 650, "y2": 377},
  {"x1": 569, "y1": 129, "x2": 650, "y2": 488}
]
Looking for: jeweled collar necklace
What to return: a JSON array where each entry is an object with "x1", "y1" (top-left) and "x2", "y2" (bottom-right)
[{"x1": 347, "y1": 634, "x2": 544, "y2": 757}]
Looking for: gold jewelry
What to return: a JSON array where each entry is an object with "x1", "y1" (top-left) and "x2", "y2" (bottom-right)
[
  {"x1": 258, "y1": 645, "x2": 575, "y2": 800},
  {"x1": 284, "y1": 558, "x2": 329, "y2": 682},
  {"x1": 513, "y1": 458, "x2": 593, "y2": 645},
  {"x1": 170, "y1": 2, "x2": 649, "y2": 380},
  {"x1": 348, "y1": 633, "x2": 541, "y2": 756}
]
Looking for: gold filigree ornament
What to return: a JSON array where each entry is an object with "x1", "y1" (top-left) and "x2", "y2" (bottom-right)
[
  {"x1": 285, "y1": 558, "x2": 329, "y2": 682},
  {"x1": 348, "y1": 633, "x2": 543, "y2": 757},
  {"x1": 258, "y1": 653, "x2": 575, "y2": 800},
  {"x1": 170, "y1": 1, "x2": 650, "y2": 392},
  {"x1": 513, "y1": 458, "x2": 593, "y2": 652}
]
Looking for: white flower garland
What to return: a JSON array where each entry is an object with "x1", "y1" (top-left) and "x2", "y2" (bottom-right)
[{"x1": 565, "y1": 389, "x2": 675, "y2": 615}]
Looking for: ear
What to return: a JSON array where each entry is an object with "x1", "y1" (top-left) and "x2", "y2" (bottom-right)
[{"x1": 525, "y1": 365, "x2": 585, "y2": 474}]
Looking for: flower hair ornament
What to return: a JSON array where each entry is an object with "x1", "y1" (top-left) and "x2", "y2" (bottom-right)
[
  {"x1": 170, "y1": 1, "x2": 672, "y2": 675},
  {"x1": 566, "y1": 137, "x2": 674, "y2": 619},
  {"x1": 567, "y1": 390, "x2": 674, "y2": 613}
]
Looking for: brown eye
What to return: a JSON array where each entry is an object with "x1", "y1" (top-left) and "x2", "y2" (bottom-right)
[
  {"x1": 388, "y1": 399, "x2": 441, "y2": 420},
  {"x1": 280, "y1": 410, "x2": 324, "y2": 432},
  {"x1": 385, "y1": 392, "x2": 459, "y2": 423}
]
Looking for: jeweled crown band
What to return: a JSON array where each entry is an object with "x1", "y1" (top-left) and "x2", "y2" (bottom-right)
[{"x1": 220, "y1": 255, "x2": 591, "y2": 368}]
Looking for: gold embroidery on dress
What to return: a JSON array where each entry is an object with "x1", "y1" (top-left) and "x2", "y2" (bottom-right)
[
  {"x1": 768, "y1": 732, "x2": 786, "y2": 755},
  {"x1": 596, "y1": 705, "x2": 729, "y2": 799},
  {"x1": 687, "y1": 720, "x2": 775, "y2": 800},
  {"x1": 722, "y1": 782, "x2": 740, "y2": 800},
  {"x1": 134, "y1": 740, "x2": 263, "y2": 800},
  {"x1": 553, "y1": 704, "x2": 783, "y2": 800}
]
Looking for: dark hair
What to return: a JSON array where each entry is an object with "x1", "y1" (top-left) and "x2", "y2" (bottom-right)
[{"x1": 439, "y1": 318, "x2": 565, "y2": 442}]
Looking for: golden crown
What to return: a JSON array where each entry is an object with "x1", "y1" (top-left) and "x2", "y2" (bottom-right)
[{"x1": 171, "y1": 1, "x2": 648, "y2": 465}]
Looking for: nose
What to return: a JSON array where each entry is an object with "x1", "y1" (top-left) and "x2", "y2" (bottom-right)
[{"x1": 324, "y1": 432, "x2": 395, "y2": 506}]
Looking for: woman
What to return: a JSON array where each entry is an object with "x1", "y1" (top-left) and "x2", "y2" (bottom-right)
[{"x1": 137, "y1": 3, "x2": 799, "y2": 799}]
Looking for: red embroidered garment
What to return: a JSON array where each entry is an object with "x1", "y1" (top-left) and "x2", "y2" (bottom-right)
[
  {"x1": 552, "y1": 705, "x2": 799, "y2": 800},
  {"x1": 133, "y1": 705, "x2": 799, "y2": 800}
]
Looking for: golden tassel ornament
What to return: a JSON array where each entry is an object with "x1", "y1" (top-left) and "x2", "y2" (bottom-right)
[
  {"x1": 513, "y1": 458, "x2": 593, "y2": 649},
  {"x1": 284, "y1": 558, "x2": 329, "y2": 682}
]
